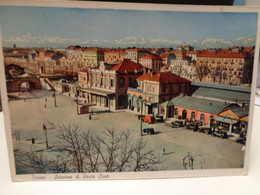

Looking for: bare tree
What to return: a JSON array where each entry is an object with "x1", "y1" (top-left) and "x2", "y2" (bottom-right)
[
  {"x1": 16, "y1": 124, "x2": 161, "y2": 174},
  {"x1": 133, "y1": 137, "x2": 161, "y2": 171},
  {"x1": 195, "y1": 63, "x2": 209, "y2": 82},
  {"x1": 56, "y1": 123, "x2": 87, "y2": 173},
  {"x1": 16, "y1": 149, "x2": 50, "y2": 173}
]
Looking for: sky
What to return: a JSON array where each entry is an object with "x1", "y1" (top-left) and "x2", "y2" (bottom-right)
[{"x1": 0, "y1": 6, "x2": 258, "y2": 49}]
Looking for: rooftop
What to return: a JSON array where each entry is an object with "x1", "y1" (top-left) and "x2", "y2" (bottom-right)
[
  {"x1": 139, "y1": 54, "x2": 161, "y2": 60},
  {"x1": 110, "y1": 59, "x2": 144, "y2": 74},
  {"x1": 191, "y1": 82, "x2": 251, "y2": 93},
  {"x1": 137, "y1": 71, "x2": 190, "y2": 84},
  {"x1": 168, "y1": 96, "x2": 233, "y2": 114},
  {"x1": 197, "y1": 49, "x2": 254, "y2": 58}
]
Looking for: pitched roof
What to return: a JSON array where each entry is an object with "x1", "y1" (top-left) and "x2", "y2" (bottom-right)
[
  {"x1": 160, "y1": 53, "x2": 175, "y2": 58},
  {"x1": 125, "y1": 48, "x2": 148, "y2": 52},
  {"x1": 83, "y1": 48, "x2": 104, "y2": 53},
  {"x1": 139, "y1": 54, "x2": 161, "y2": 60},
  {"x1": 110, "y1": 59, "x2": 144, "y2": 74},
  {"x1": 137, "y1": 72, "x2": 190, "y2": 84},
  {"x1": 230, "y1": 107, "x2": 249, "y2": 118},
  {"x1": 168, "y1": 96, "x2": 232, "y2": 114},
  {"x1": 192, "y1": 87, "x2": 250, "y2": 103},
  {"x1": 197, "y1": 49, "x2": 253, "y2": 58}
]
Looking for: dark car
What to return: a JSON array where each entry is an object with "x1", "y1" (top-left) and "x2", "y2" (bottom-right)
[
  {"x1": 198, "y1": 126, "x2": 213, "y2": 134},
  {"x1": 170, "y1": 120, "x2": 185, "y2": 128},
  {"x1": 143, "y1": 128, "x2": 155, "y2": 135},
  {"x1": 155, "y1": 115, "x2": 164, "y2": 122},
  {"x1": 213, "y1": 129, "x2": 228, "y2": 138},
  {"x1": 186, "y1": 123, "x2": 198, "y2": 131},
  {"x1": 236, "y1": 132, "x2": 246, "y2": 144}
]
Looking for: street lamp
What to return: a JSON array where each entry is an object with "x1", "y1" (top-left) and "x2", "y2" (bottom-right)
[
  {"x1": 53, "y1": 90, "x2": 57, "y2": 107},
  {"x1": 140, "y1": 99, "x2": 145, "y2": 136},
  {"x1": 76, "y1": 86, "x2": 80, "y2": 115},
  {"x1": 43, "y1": 123, "x2": 48, "y2": 148},
  {"x1": 183, "y1": 152, "x2": 194, "y2": 170}
]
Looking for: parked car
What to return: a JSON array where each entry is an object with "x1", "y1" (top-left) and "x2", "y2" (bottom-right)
[
  {"x1": 171, "y1": 120, "x2": 185, "y2": 128},
  {"x1": 186, "y1": 123, "x2": 199, "y2": 131},
  {"x1": 213, "y1": 129, "x2": 228, "y2": 138},
  {"x1": 155, "y1": 115, "x2": 164, "y2": 122},
  {"x1": 143, "y1": 115, "x2": 155, "y2": 124},
  {"x1": 236, "y1": 132, "x2": 246, "y2": 144},
  {"x1": 143, "y1": 128, "x2": 155, "y2": 135},
  {"x1": 198, "y1": 126, "x2": 213, "y2": 134}
]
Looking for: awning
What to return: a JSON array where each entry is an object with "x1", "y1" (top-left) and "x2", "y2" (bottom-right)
[
  {"x1": 81, "y1": 88, "x2": 115, "y2": 96},
  {"x1": 216, "y1": 117, "x2": 238, "y2": 125},
  {"x1": 145, "y1": 101, "x2": 158, "y2": 106},
  {"x1": 160, "y1": 101, "x2": 169, "y2": 106}
]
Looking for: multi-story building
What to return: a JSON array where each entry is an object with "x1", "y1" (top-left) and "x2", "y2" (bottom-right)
[
  {"x1": 81, "y1": 48, "x2": 104, "y2": 68},
  {"x1": 125, "y1": 48, "x2": 149, "y2": 63},
  {"x1": 78, "y1": 59, "x2": 144, "y2": 110},
  {"x1": 139, "y1": 54, "x2": 162, "y2": 72},
  {"x1": 196, "y1": 49, "x2": 254, "y2": 85},
  {"x1": 160, "y1": 53, "x2": 176, "y2": 65},
  {"x1": 104, "y1": 49, "x2": 126, "y2": 64},
  {"x1": 127, "y1": 71, "x2": 191, "y2": 115}
]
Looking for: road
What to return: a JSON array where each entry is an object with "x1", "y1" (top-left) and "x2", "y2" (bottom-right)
[{"x1": 9, "y1": 89, "x2": 245, "y2": 173}]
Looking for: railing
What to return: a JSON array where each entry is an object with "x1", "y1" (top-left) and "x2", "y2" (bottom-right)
[{"x1": 128, "y1": 87, "x2": 143, "y2": 93}]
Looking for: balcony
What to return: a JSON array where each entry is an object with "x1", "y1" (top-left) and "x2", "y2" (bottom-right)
[{"x1": 128, "y1": 87, "x2": 143, "y2": 93}]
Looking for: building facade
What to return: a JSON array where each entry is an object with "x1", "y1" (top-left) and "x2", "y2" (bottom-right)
[
  {"x1": 78, "y1": 59, "x2": 144, "y2": 110},
  {"x1": 127, "y1": 71, "x2": 191, "y2": 115},
  {"x1": 139, "y1": 54, "x2": 162, "y2": 72}
]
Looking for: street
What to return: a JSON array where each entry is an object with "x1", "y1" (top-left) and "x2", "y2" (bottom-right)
[{"x1": 9, "y1": 89, "x2": 245, "y2": 173}]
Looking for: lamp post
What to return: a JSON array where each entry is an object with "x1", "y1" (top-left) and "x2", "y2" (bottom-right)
[
  {"x1": 76, "y1": 86, "x2": 80, "y2": 115},
  {"x1": 183, "y1": 152, "x2": 194, "y2": 170},
  {"x1": 140, "y1": 99, "x2": 144, "y2": 136},
  {"x1": 53, "y1": 90, "x2": 57, "y2": 107},
  {"x1": 43, "y1": 123, "x2": 48, "y2": 148}
]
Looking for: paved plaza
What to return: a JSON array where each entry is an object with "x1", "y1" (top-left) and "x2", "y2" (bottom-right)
[{"x1": 9, "y1": 90, "x2": 245, "y2": 173}]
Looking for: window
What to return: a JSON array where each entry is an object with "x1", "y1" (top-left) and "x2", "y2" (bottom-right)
[
  {"x1": 163, "y1": 86, "x2": 166, "y2": 93},
  {"x1": 169, "y1": 86, "x2": 173, "y2": 93},
  {"x1": 174, "y1": 108, "x2": 178, "y2": 116},
  {"x1": 191, "y1": 112, "x2": 195, "y2": 122},
  {"x1": 119, "y1": 77, "x2": 125, "y2": 87}
]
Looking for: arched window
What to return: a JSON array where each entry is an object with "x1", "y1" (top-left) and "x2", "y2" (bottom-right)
[
  {"x1": 118, "y1": 95, "x2": 126, "y2": 108},
  {"x1": 191, "y1": 112, "x2": 195, "y2": 122},
  {"x1": 169, "y1": 86, "x2": 173, "y2": 93},
  {"x1": 119, "y1": 77, "x2": 125, "y2": 87},
  {"x1": 182, "y1": 110, "x2": 187, "y2": 119},
  {"x1": 129, "y1": 77, "x2": 133, "y2": 87},
  {"x1": 174, "y1": 108, "x2": 178, "y2": 117},
  {"x1": 200, "y1": 114, "x2": 205, "y2": 125}
]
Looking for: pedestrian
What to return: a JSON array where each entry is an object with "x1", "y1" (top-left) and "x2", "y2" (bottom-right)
[
  {"x1": 89, "y1": 114, "x2": 92, "y2": 120},
  {"x1": 44, "y1": 104, "x2": 46, "y2": 108},
  {"x1": 163, "y1": 147, "x2": 166, "y2": 155},
  {"x1": 45, "y1": 98, "x2": 47, "y2": 102}
]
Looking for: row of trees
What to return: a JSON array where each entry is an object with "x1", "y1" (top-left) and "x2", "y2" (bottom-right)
[{"x1": 16, "y1": 123, "x2": 161, "y2": 173}]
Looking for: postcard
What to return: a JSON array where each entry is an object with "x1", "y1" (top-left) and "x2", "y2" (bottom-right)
[{"x1": 0, "y1": 1, "x2": 259, "y2": 181}]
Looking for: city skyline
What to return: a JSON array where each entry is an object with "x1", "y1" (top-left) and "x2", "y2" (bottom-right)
[{"x1": 0, "y1": 6, "x2": 258, "y2": 49}]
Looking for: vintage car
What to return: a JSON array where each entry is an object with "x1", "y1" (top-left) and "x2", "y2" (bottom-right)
[
  {"x1": 155, "y1": 115, "x2": 164, "y2": 122},
  {"x1": 143, "y1": 115, "x2": 155, "y2": 124},
  {"x1": 143, "y1": 128, "x2": 155, "y2": 135},
  {"x1": 213, "y1": 129, "x2": 228, "y2": 138},
  {"x1": 186, "y1": 123, "x2": 199, "y2": 131},
  {"x1": 236, "y1": 132, "x2": 247, "y2": 144},
  {"x1": 170, "y1": 120, "x2": 185, "y2": 128},
  {"x1": 198, "y1": 126, "x2": 213, "y2": 134}
]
